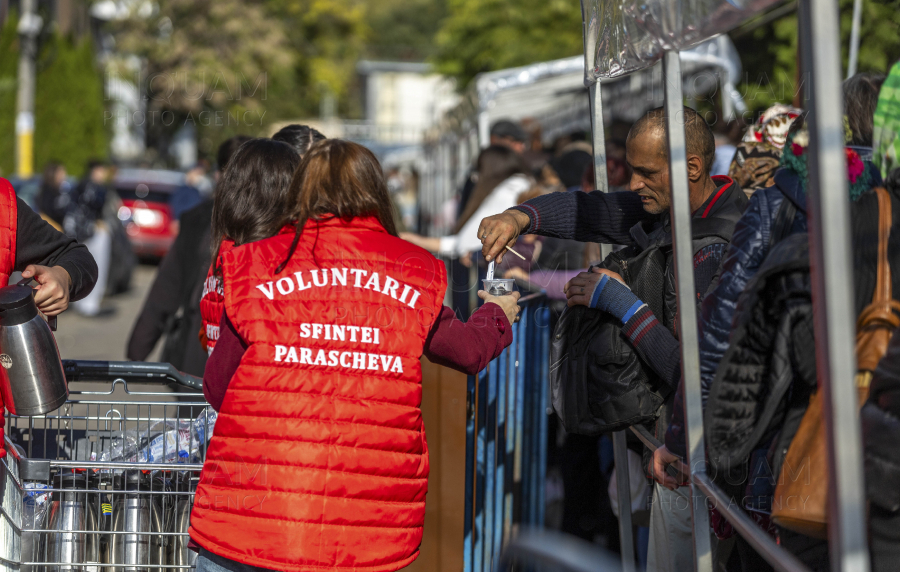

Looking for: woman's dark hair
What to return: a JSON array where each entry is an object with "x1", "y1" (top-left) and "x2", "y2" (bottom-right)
[
  {"x1": 216, "y1": 135, "x2": 252, "y2": 171},
  {"x1": 276, "y1": 139, "x2": 397, "y2": 273},
  {"x1": 272, "y1": 124, "x2": 327, "y2": 157},
  {"x1": 454, "y1": 145, "x2": 529, "y2": 233},
  {"x1": 844, "y1": 72, "x2": 885, "y2": 147},
  {"x1": 211, "y1": 139, "x2": 300, "y2": 262}
]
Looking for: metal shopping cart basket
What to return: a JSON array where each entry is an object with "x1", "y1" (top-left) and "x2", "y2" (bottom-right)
[{"x1": 0, "y1": 360, "x2": 210, "y2": 572}]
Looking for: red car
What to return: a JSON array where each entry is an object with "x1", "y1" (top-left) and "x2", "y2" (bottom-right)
[{"x1": 113, "y1": 169, "x2": 185, "y2": 258}]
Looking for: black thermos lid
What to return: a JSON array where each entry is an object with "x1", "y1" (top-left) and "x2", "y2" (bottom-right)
[{"x1": 0, "y1": 285, "x2": 38, "y2": 326}]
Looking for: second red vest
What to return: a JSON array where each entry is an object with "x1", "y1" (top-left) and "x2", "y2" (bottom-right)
[
  {"x1": 0, "y1": 178, "x2": 19, "y2": 458},
  {"x1": 189, "y1": 215, "x2": 447, "y2": 572},
  {"x1": 198, "y1": 239, "x2": 234, "y2": 355}
]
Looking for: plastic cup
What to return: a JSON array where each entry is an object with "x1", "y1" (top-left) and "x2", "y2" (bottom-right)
[{"x1": 483, "y1": 278, "x2": 516, "y2": 297}]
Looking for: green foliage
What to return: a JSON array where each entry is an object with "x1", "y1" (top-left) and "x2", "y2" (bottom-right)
[
  {"x1": 113, "y1": 0, "x2": 293, "y2": 114},
  {"x1": 366, "y1": 0, "x2": 448, "y2": 61},
  {"x1": 0, "y1": 17, "x2": 109, "y2": 178},
  {"x1": 0, "y1": 15, "x2": 19, "y2": 176},
  {"x1": 265, "y1": 0, "x2": 369, "y2": 118},
  {"x1": 733, "y1": 0, "x2": 900, "y2": 116},
  {"x1": 34, "y1": 33, "x2": 109, "y2": 177},
  {"x1": 433, "y1": 0, "x2": 583, "y2": 88}
]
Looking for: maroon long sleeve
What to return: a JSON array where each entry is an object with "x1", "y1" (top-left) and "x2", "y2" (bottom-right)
[
  {"x1": 422, "y1": 304, "x2": 513, "y2": 374},
  {"x1": 202, "y1": 304, "x2": 514, "y2": 411},
  {"x1": 202, "y1": 312, "x2": 246, "y2": 411}
]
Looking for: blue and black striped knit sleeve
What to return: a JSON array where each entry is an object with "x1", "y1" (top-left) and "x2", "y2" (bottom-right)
[
  {"x1": 510, "y1": 189, "x2": 651, "y2": 245},
  {"x1": 621, "y1": 243, "x2": 729, "y2": 389}
]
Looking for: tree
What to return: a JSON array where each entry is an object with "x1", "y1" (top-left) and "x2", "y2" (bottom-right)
[
  {"x1": 265, "y1": 0, "x2": 369, "y2": 118},
  {"x1": 366, "y1": 0, "x2": 448, "y2": 61},
  {"x1": 433, "y1": 0, "x2": 583, "y2": 88},
  {"x1": 0, "y1": 15, "x2": 19, "y2": 176},
  {"x1": 732, "y1": 0, "x2": 900, "y2": 115},
  {"x1": 0, "y1": 17, "x2": 109, "y2": 178}
]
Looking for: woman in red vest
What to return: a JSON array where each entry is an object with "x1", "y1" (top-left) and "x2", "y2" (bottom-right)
[
  {"x1": 199, "y1": 138, "x2": 300, "y2": 355},
  {"x1": 189, "y1": 140, "x2": 520, "y2": 572}
]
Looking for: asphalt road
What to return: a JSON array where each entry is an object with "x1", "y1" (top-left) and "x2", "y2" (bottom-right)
[{"x1": 54, "y1": 263, "x2": 163, "y2": 361}]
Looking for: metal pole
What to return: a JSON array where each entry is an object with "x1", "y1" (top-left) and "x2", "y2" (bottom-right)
[
  {"x1": 800, "y1": 0, "x2": 871, "y2": 569},
  {"x1": 589, "y1": 78, "x2": 613, "y2": 260},
  {"x1": 612, "y1": 431, "x2": 636, "y2": 572},
  {"x1": 847, "y1": 0, "x2": 863, "y2": 78},
  {"x1": 15, "y1": 0, "x2": 40, "y2": 178},
  {"x1": 662, "y1": 50, "x2": 713, "y2": 572},
  {"x1": 478, "y1": 111, "x2": 490, "y2": 149},
  {"x1": 588, "y1": 82, "x2": 608, "y2": 194}
]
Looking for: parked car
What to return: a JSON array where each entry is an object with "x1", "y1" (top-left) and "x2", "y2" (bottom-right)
[{"x1": 113, "y1": 169, "x2": 185, "y2": 259}]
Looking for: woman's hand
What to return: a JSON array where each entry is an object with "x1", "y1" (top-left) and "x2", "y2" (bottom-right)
[{"x1": 478, "y1": 290, "x2": 521, "y2": 324}]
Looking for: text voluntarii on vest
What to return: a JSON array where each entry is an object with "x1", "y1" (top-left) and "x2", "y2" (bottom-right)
[{"x1": 258, "y1": 267, "x2": 423, "y2": 374}]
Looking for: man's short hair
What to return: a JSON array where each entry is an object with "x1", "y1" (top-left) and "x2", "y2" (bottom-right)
[
  {"x1": 627, "y1": 107, "x2": 716, "y2": 175},
  {"x1": 490, "y1": 120, "x2": 527, "y2": 143}
]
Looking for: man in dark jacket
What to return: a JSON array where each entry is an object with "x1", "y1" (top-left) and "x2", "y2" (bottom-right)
[{"x1": 479, "y1": 106, "x2": 748, "y2": 572}]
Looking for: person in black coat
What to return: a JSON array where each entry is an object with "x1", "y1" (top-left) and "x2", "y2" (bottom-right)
[{"x1": 126, "y1": 136, "x2": 250, "y2": 375}]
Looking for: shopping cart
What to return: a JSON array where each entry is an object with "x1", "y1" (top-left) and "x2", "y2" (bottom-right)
[{"x1": 0, "y1": 360, "x2": 210, "y2": 572}]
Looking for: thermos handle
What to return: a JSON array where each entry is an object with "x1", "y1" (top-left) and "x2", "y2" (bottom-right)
[{"x1": 17, "y1": 276, "x2": 58, "y2": 331}]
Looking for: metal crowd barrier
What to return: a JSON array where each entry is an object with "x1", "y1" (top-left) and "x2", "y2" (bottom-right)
[
  {"x1": 464, "y1": 293, "x2": 551, "y2": 572},
  {"x1": 584, "y1": 0, "x2": 868, "y2": 571}
]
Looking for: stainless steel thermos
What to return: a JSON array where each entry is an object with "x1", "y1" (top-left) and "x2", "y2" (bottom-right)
[
  {"x1": 44, "y1": 473, "x2": 101, "y2": 572},
  {"x1": 164, "y1": 473, "x2": 196, "y2": 569},
  {"x1": 0, "y1": 282, "x2": 68, "y2": 416},
  {"x1": 104, "y1": 471, "x2": 165, "y2": 572}
]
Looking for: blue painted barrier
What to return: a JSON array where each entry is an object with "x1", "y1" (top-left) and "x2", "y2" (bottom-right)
[{"x1": 464, "y1": 292, "x2": 551, "y2": 572}]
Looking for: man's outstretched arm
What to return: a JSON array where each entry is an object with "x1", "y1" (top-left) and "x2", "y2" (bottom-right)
[{"x1": 479, "y1": 190, "x2": 649, "y2": 263}]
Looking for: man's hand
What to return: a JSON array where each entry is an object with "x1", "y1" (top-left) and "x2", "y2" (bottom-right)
[
  {"x1": 478, "y1": 290, "x2": 521, "y2": 324},
  {"x1": 21, "y1": 265, "x2": 71, "y2": 316},
  {"x1": 564, "y1": 267, "x2": 624, "y2": 307},
  {"x1": 478, "y1": 210, "x2": 530, "y2": 264},
  {"x1": 650, "y1": 445, "x2": 690, "y2": 491}
]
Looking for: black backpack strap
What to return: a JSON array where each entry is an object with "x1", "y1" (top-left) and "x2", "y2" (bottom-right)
[{"x1": 769, "y1": 196, "x2": 798, "y2": 249}]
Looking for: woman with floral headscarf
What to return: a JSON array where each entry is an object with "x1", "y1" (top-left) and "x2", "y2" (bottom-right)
[{"x1": 728, "y1": 104, "x2": 801, "y2": 194}]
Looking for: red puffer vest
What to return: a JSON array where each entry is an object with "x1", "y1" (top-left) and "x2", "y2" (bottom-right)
[
  {"x1": 189, "y1": 215, "x2": 447, "y2": 572},
  {"x1": 198, "y1": 239, "x2": 234, "y2": 355},
  {"x1": 200, "y1": 227, "x2": 296, "y2": 354},
  {"x1": 0, "y1": 179, "x2": 18, "y2": 458}
]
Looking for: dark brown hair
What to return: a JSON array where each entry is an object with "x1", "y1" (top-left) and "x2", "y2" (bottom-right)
[
  {"x1": 272, "y1": 124, "x2": 326, "y2": 156},
  {"x1": 454, "y1": 145, "x2": 529, "y2": 233},
  {"x1": 211, "y1": 138, "x2": 300, "y2": 262},
  {"x1": 276, "y1": 139, "x2": 398, "y2": 273},
  {"x1": 843, "y1": 72, "x2": 885, "y2": 147}
]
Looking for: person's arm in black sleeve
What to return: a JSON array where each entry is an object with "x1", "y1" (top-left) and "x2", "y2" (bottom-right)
[
  {"x1": 126, "y1": 232, "x2": 186, "y2": 361},
  {"x1": 14, "y1": 197, "x2": 98, "y2": 302},
  {"x1": 511, "y1": 190, "x2": 651, "y2": 245}
]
